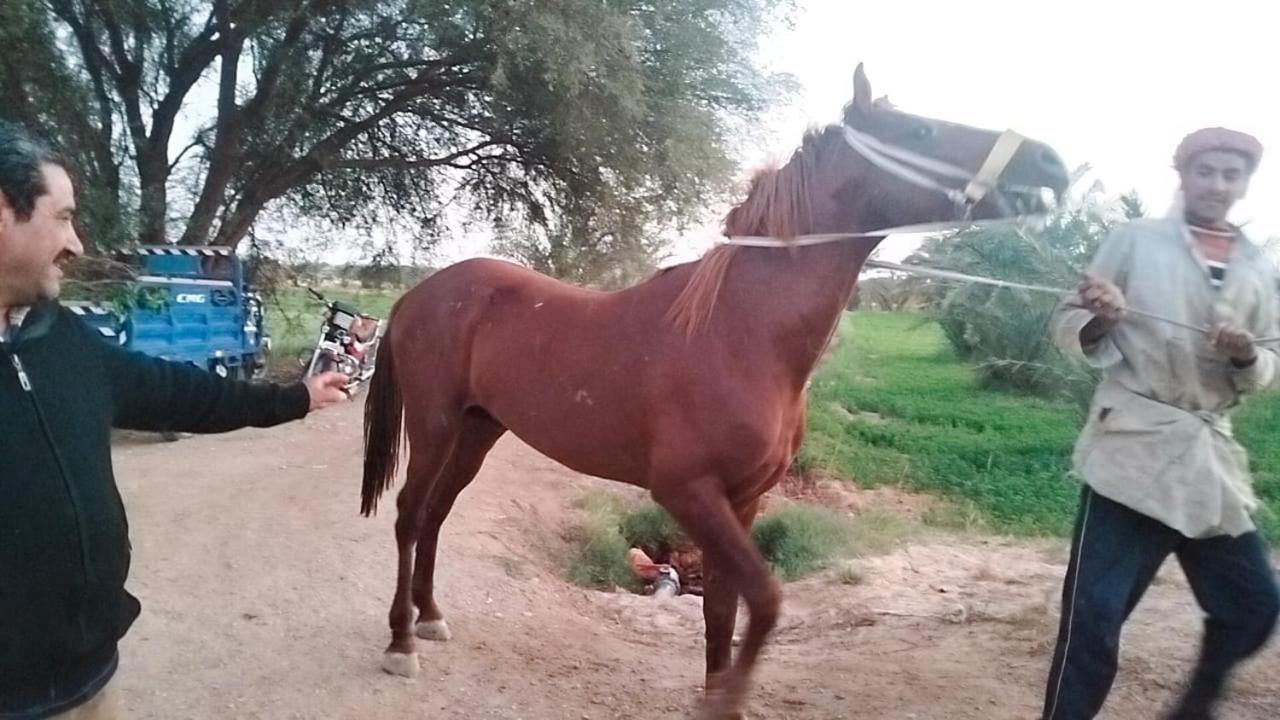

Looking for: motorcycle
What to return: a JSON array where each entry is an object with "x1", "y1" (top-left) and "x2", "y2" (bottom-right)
[{"x1": 299, "y1": 287, "x2": 383, "y2": 393}]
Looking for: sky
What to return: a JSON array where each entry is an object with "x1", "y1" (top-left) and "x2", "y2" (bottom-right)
[{"x1": 637, "y1": 0, "x2": 1280, "y2": 266}]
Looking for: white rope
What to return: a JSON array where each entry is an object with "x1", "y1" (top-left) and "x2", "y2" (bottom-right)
[
  {"x1": 724, "y1": 217, "x2": 1034, "y2": 247},
  {"x1": 864, "y1": 259, "x2": 1280, "y2": 345},
  {"x1": 840, "y1": 127, "x2": 970, "y2": 205}
]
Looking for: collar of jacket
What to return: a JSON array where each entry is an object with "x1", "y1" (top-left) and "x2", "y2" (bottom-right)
[{"x1": 3, "y1": 301, "x2": 60, "y2": 350}]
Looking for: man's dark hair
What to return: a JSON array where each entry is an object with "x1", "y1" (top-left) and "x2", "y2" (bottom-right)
[{"x1": 0, "y1": 121, "x2": 69, "y2": 221}]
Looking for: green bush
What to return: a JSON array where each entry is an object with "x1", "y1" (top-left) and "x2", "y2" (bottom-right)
[
  {"x1": 912, "y1": 190, "x2": 1131, "y2": 408},
  {"x1": 619, "y1": 503, "x2": 685, "y2": 554},
  {"x1": 566, "y1": 518, "x2": 635, "y2": 590},
  {"x1": 566, "y1": 490, "x2": 637, "y2": 590},
  {"x1": 566, "y1": 493, "x2": 865, "y2": 588},
  {"x1": 751, "y1": 505, "x2": 853, "y2": 580}
]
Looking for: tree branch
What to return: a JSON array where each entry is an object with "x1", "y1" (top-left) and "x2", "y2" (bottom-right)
[
  {"x1": 147, "y1": 3, "x2": 224, "y2": 159},
  {"x1": 257, "y1": 65, "x2": 473, "y2": 197},
  {"x1": 331, "y1": 141, "x2": 512, "y2": 171},
  {"x1": 179, "y1": 1, "x2": 318, "y2": 245},
  {"x1": 89, "y1": 0, "x2": 141, "y2": 89},
  {"x1": 168, "y1": 135, "x2": 204, "y2": 172}
]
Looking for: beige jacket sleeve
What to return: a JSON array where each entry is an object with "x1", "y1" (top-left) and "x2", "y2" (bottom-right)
[
  {"x1": 1228, "y1": 266, "x2": 1280, "y2": 394},
  {"x1": 1051, "y1": 224, "x2": 1133, "y2": 369}
]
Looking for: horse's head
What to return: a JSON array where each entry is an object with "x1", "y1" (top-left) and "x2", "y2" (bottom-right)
[{"x1": 811, "y1": 64, "x2": 1070, "y2": 233}]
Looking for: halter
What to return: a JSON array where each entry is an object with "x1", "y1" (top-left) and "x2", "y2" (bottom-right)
[
  {"x1": 841, "y1": 124, "x2": 1026, "y2": 211},
  {"x1": 725, "y1": 124, "x2": 1030, "y2": 247}
]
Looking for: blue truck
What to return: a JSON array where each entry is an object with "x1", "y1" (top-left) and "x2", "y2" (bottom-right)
[{"x1": 64, "y1": 245, "x2": 270, "y2": 379}]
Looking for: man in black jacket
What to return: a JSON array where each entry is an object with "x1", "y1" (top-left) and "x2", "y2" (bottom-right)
[{"x1": 0, "y1": 122, "x2": 350, "y2": 718}]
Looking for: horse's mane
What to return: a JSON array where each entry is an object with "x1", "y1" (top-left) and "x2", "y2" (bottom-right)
[{"x1": 666, "y1": 128, "x2": 823, "y2": 336}]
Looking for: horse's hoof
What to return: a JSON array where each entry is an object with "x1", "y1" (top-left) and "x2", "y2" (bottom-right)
[
  {"x1": 415, "y1": 619, "x2": 452, "y2": 641},
  {"x1": 381, "y1": 651, "x2": 420, "y2": 677}
]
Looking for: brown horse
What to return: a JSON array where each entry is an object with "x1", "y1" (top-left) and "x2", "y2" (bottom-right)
[{"x1": 361, "y1": 64, "x2": 1069, "y2": 718}]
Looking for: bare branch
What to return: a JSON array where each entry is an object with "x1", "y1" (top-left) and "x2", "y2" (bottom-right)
[
  {"x1": 168, "y1": 135, "x2": 204, "y2": 172},
  {"x1": 331, "y1": 141, "x2": 512, "y2": 172}
]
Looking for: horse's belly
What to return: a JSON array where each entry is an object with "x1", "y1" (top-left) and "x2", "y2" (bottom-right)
[{"x1": 479, "y1": 393, "x2": 646, "y2": 484}]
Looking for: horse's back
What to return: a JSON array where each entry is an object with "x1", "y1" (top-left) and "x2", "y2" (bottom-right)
[
  {"x1": 403, "y1": 257, "x2": 608, "y2": 314},
  {"x1": 387, "y1": 256, "x2": 623, "y2": 371}
]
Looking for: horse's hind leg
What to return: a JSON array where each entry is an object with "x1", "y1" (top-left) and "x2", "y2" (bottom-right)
[
  {"x1": 382, "y1": 418, "x2": 462, "y2": 677},
  {"x1": 656, "y1": 482, "x2": 780, "y2": 720},
  {"x1": 412, "y1": 410, "x2": 507, "y2": 642}
]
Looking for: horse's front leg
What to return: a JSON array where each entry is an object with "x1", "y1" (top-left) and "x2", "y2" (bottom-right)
[
  {"x1": 657, "y1": 482, "x2": 779, "y2": 720},
  {"x1": 701, "y1": 497, "x2": 762, "y2": 720}
]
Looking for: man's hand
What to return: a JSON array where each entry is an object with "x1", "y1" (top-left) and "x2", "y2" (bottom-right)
[
  {"x1": 305, "y1": 372, "x2": 351, "y2": 411},
  {"x1": 1078, "y1": 273, "x2": 1127, "y2": 324},
  {"x1": 1210, "y1": 323, "x2": 1257, "y2": 366}
]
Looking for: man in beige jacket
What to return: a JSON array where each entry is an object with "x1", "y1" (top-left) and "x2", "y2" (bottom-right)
[{"x1": 1041, "y1": 127, "x2": 1280, "y2": 720}]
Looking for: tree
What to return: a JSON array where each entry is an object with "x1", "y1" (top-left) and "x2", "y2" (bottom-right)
[
  {"x1": 0, "y1": 0, "x2": 794, "y2": 268},
  {"x1": 357, "y1": 245, "x2": 403, "y2": 289},
  {"x1": 0, "y1": 2, "x2": 136, "y2": 249},
  {"x1": 1118, "y1": 189, "x2": 1146, "y2": 220},
  {"x1": 490, "y1": 194, "x2": 668, "y2": 288}
]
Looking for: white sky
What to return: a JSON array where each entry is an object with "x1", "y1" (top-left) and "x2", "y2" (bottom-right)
[{"x1": 639, "y1": 0, "x2": 1279, "y2": 266}]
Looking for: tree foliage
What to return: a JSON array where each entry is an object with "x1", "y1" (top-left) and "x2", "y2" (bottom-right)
[{"x1": 1, "y1": 0, "x2": 793, "y2": 270}]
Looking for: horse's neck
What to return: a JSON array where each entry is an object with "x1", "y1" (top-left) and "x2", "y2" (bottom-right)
[{"x1": 732, "y1": 237, "x2": 882, "y2": 384}]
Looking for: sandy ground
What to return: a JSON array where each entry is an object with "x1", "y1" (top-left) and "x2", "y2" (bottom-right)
[{"x1": 109, "y1": 400, "x2": 1280, "y2": 719}]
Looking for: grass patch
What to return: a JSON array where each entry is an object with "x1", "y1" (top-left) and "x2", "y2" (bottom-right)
[
  {"x1": 1228, "y1": 398, "x2": 1280, "y2": 540},
  {"x1": 805, "y1": 311, "x2": 1280, "y2": 539},
  {"x1": 565, "y1": 490, "x2": 635, "y2": 590},
  {"x1": 751, "y1": 505, "x2": 854, "y2": 580},
  {"x1": 565, "y1": 491, "x2": 687, "y2": 591},
  {"x1": 565, "y1": 492, "x2": 875, "y2": 589},
  {"x1": 619, "y1": 502, "x2": 686, "y2": 554}
]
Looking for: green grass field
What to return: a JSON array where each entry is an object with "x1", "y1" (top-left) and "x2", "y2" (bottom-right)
[{"x1": 803, "y1": 312, "x2": 1280, "y2": 538}]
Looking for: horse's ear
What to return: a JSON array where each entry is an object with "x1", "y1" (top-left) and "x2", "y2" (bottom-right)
[{"x1": 852, "y1": 63, "x2": 872, "y2": 109}]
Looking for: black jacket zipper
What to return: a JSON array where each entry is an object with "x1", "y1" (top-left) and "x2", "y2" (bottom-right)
[{"x1": 9, "y1": 352, "x2": 93, "y2": 581}]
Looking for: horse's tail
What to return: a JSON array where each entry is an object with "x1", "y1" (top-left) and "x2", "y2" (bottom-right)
[{"x1": 361, "y1": 303, "x2": 403, "y2": 517}]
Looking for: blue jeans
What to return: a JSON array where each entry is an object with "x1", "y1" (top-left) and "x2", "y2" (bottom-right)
[{"x1": 1042, "y1": 487, "x2": 1279, "y2": 719}]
